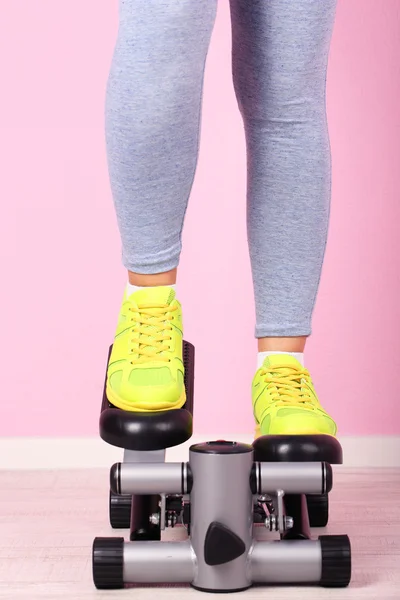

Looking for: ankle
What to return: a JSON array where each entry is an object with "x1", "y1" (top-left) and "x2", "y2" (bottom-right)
[
  {"x1": 128, "y1": 269, "x2": 177, "y2": 287},
  {"x1": 257, "y1": 336, "x2": 307, "y2": 353}
]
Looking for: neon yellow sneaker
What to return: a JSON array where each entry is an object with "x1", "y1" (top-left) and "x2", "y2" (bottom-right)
[
  {"x1": 252, "y1": 355, "x2": 337, "y2": 438},
  {"x1": 106, "y1": 286, "x2": 185, "y2": 412}
]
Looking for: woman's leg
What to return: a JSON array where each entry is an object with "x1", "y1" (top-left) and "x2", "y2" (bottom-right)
[
  {"x1": 230, "y1": 0, "x2": 338, "y2": 434},
  {"x1": 105, "y1": 0, "x2": 217, "y2": 411},
  {"x1": 106, "y1": 0, "x2": 217, "y2": 278}
]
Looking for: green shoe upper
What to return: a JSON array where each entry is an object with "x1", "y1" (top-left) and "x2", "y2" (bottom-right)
[
  {"x1": 252, "y1": 355, "x2": 337, "y2": 436},
  {"x1": 106, "y1": 286, "x2": 186, "y2": 412}
]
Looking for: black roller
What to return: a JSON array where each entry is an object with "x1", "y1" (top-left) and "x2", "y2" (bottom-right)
[
  {"x1": 109, "y1": 490, "x2": 132, "y2": 529},
  {"x1": 307, "y1": 493, "x2": 329, "y2": 528},
  {"x1": 319, "y1": 535, "x2": 352, "y2": 587},
  {"x1": 92, "y1": 537, "x2": 124, "y2": 589}
]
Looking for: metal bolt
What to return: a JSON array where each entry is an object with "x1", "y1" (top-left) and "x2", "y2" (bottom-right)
[
  {"x1": 285, "y1": 516, "x2": 294, "y2": 530},
  {"x1": 258, "y1": 495, "x2": 272, "y2": 503},
  {"x1": 149, "y1": 513, "x2": 160, "y2": 526},
  {"x1": 258, "y1": 495, "x2": 275, "y2": 515},
  {"x1": 166, "y1": 512, "x2": 178, "y2": 528},
  {"x1": 264, "y1": 515, "x2": 293, "y2": 532},
  {"x1": 264, "y1": 515, "x2": 277, "y2": 531}
]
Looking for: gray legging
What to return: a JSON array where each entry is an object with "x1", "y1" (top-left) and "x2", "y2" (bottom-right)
[{"x1": 105, "y1": 0, "x2": 337, "y2": 338}]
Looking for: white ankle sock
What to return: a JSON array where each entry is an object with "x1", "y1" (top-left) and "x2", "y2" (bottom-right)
[
  {"x1": 126, "y1": 282, "x2": 176, "y2": 296},
  {"x1": 257, "y1": 351, "x2": 304, "y2": 369}
]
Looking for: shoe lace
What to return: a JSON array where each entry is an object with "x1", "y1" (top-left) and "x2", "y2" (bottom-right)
[
  {"x1": 260, "y1": 365, "x2": 316, "y2": 409},
  {"x1": 128, "y1": 302, "x2": 177, "y2": 364}
]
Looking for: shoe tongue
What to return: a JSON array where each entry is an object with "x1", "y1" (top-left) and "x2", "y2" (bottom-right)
[
  {"x1": 127, "y1": 287, "x2": 176, "y2": 359},
  {"x1": 262, "y1": 354, "x2": 302, "y2": 370},
  {"x1": 128, "y1": 286, "x2": 176, "y2": 307}
]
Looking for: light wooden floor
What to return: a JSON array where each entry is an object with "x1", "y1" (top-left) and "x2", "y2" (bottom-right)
[{"x1": 0, "y1": 468, "x2": 399, "y2": 599}]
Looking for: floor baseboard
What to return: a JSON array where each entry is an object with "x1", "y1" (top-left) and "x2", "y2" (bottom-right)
[{"x1": 0, "y1": 435, "x2": 399, "y2": 469}]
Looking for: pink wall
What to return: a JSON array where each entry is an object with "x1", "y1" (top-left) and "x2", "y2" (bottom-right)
[{"x1": 1, "y1": 1, "x2": 399, "y2": 437}]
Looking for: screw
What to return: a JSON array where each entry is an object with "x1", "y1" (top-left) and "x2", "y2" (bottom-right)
[
  {"x1": 258, "y1": 495, "x2": 272, "y2": 502},
  {"x1": 264, "y1": 515, "x2": 293, "y2": 532},
  {"x1": 285, "y1": 516, "x2": 294, "y2": 530},
  {"x1": 167, "y1": 512, "x2": 178, "y2": 528},
  {"x1": 264, "y1": 515, "x2": 277, "y2": 531},
  {"x1": 149, "y1": 513, "x2": 160, "y2": 526}
]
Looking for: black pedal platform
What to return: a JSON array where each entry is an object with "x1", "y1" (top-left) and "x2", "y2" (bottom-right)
[
  {"x1": 99, "y1": 341, "x2": 194, "y2": 451},
  {"x1": 253, "y1": 434, "x2": 343, "y2": 465}
]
